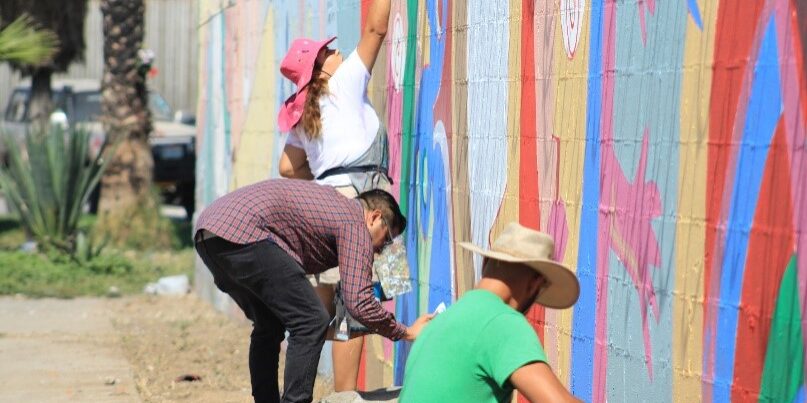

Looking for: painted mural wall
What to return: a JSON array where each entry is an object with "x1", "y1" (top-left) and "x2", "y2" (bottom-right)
[{"x1": 194, "y1": 0, "x2": 807, "y2": 401}]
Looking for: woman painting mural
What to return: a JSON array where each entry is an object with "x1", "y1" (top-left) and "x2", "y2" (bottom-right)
[{"x1": 276, "y1": 0, "x2": 394, "y2": 393}]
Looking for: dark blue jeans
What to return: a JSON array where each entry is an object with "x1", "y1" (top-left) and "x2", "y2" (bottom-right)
[{"x1": 196, "y1": 236, "x2": 330, "y2": 403}]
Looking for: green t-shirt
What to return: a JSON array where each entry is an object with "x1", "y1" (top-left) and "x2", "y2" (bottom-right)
[{"x1": 400, "y1": 289, "x2": 547, "y2": 403}]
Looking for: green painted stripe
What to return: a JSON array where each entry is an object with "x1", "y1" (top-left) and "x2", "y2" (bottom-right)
[
  {"x1": 398, "y1": 0, "x2": 419, "y2": 215},
  {"x1": 759, "y1": 255, "x2": 805, "y2": 402}
]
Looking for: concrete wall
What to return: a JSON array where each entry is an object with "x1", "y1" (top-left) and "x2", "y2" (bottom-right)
[
  {"x1": 194, "y1": 1, "x2": 807, "y2": 401},
  {"x1": 0, "y1": 0, "x2": 199, "y2": 113}
]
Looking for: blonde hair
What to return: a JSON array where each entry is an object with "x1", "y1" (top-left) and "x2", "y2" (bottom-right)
[{"x1": 298, "y1": 73, "x2": 328, "y2": 139}]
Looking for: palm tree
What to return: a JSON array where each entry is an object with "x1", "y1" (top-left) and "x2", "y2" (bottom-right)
[
  {"x1": 0, "y1": 15, "x2": 57, "y2": 65},
  {"x1": 0, "y1": 1, "x2": 88, "y2": 131},
  {"x1": 97, "y1": 0, "x2": 153, "y2": 214}
]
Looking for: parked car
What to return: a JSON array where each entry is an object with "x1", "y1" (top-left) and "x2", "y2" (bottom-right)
[{"x1": 0, "y1": 79, "x2": 196, "y2": 218}]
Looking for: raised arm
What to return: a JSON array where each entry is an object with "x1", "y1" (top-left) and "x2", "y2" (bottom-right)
[
  {"x1": 510, "y1": 362, "x2": 583, "y2": 403},
  {"x1": 356, "y1": 0, "x2": 391, "y2": 72}
]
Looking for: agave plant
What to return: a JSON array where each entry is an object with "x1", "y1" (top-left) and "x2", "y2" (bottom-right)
[{"x1": 0, "y1": 127, "x2": 111, "y2": 254}]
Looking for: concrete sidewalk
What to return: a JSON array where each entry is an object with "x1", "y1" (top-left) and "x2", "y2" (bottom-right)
[{"x1": 0, "y1": 297, "x2": 141, "y2": 403}]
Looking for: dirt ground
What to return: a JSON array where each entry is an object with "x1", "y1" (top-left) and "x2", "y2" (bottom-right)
[{"x1": 110, "y1": 294, "x2": 335, "y2": 403}]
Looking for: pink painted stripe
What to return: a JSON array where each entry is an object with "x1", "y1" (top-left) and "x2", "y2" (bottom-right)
[
  {"x1": 224, "y1": 8, "x2": 243, "y2": 154},
  {"x1": 638, "y1": 0, "x2": 656, "y2": 45},
  {"x1": 592, "y1": 1, "x2": 618, "y2": 402},
  {"x1": 385, "y1": 4, "x2": 407, "y2": 199},
  {"x1": 774, "y1": 0, "x2": 807, "y2": 385},
  {"x1": 319, "y1": 0, "x2": 326, "y2": 38},
  {"x1": 386, "y1": 78, "x2": 404, "y2": 199}
]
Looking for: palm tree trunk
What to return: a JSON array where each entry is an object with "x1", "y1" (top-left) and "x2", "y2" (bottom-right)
[
  {"x1": 28, "y1": 66, "x2": 53, "y2": 134},
  {"x1": 98, "y1": 0, "x2": 153, "y2": 213}
]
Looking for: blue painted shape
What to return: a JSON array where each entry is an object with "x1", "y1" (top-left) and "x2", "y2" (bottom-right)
[
  {"x1": 273, "y1": 3, "x2": 298, "y2": 138},
  {"x1": 606, "y1": 2, "x2": 685, "y2": 400},
  {"x1": 201, "y1": 13, "x2": 232, "y2": 204},
  {"x1": 687, "y1": 0, "x2": 703, "y2": 30},
  {"x1": 424, "y1": 146, "x2": 452, "y2": 312},
  {"x1": 221, "y1": 13, "x2": 232, "y2": 185},
  {"x1": 260, "y1": 0, "x2": 271, "y2": 29},
  {"x1": 570, "y1": 0, "x2": 604, "y2": 400},
  {"x1": 394, "y1": 299, "x2": 416, "y2": 383},
  {"x1": 202, "y1": 22, "x2": 217, "y2": 205},
  {"x1": 335, "y1": 0, "x2": 361, "y2": 54},
  {"x1": 794, "y1": 385, "x2": 806, "y2": 403},
  {"x1": 274, "y1": 4, "x2": 292, "y2": 111},
  {"x1": 326, "y1": 0, "x2": 339, "y2": 39},
  {"x1": 712, "y1": 16, "x2": 783, "y2": 403},
  {"x1": 465, "y1": 0, "x2": 510, "y2": 282},
  {"x1": 418, "y1": 0, "x2": 452, "y2": 314},
  {"x1": 396, "y1": 0, "x2": 453, "y2": 384}
]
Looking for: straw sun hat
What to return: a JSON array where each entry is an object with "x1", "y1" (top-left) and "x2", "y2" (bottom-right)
[{"x1": 459, "y1": 222, "x2": 580, "y2": 309}]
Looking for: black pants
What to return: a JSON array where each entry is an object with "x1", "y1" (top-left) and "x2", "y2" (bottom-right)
[{"x1": 196, "y1": 236, "x2": 330, "y2": 403}]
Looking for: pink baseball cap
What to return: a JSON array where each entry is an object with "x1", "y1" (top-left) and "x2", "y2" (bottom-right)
[{"x1": 277, "y1": 36, "x2": 337, "y2": 132}]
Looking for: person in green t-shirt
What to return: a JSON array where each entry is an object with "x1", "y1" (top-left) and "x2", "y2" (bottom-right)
[{"x1": 400, "y1": 222, "x2": 583, "y2": 403}]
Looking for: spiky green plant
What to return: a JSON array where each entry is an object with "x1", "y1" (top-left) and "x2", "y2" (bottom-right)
[
  {"x1": 0, "y1": 14, "x2": 58, "y2": 65},
  {"x1": 0, "y1": 127, "x2": 111, "y2": 255}
]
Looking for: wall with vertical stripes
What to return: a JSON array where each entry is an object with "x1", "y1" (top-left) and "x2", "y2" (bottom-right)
[{"x1": 195, "y1": 1, "x2": 807, "y2": 401}]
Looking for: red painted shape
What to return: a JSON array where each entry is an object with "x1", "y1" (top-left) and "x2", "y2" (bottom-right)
[
  {"x1": 517, "y1": 0, "x2": 545, "y2": 350},
  {"x1": 519, "y1": 0, "x2": 540, "y2": 232},
  {"x1": 730, "y1": 118, "x2": 795, "y2": 402},
  {"x1": 703, "y1": 3, "x2": 765, "y2": 400},
  {"x1": 517, "y1": 3, "x2": 545, "y2": 396},
  {"x1": 515, "y1": 7, "x2": 542, "y2": 401},
  {"x1": 433, "y1": 0, "x2": 453, "y2": 156}
]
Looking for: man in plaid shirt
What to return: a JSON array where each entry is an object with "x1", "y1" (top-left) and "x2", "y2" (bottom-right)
[{"x1": 194, "y1": 179, "x2": 431, "y2": 403}]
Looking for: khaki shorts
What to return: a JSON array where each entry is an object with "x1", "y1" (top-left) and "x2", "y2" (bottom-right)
[{"x1": 309, "y1": 185, "x2": 359, "y2": 287}]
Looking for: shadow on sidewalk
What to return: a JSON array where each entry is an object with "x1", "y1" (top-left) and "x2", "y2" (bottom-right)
[{"x1": 320, "y1": 387, "x2": 401, "y2": 402}]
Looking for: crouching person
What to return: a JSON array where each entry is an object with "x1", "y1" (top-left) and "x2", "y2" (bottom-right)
[
  {"x1": 400, "y1": 222, "x2": 582, "y2": 403},
  {"x1": 194, "y1": 179, "x2": 432, "y2": 403}
]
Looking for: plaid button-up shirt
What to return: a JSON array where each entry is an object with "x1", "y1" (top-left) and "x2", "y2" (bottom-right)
[{"x1": 195, "y1": 179, "x2": 406, "y2": 340}]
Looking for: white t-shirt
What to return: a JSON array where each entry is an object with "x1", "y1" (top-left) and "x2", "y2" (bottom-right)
[{"x1": 285, "y1": 50, "x2": 381, "y2": 187}]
